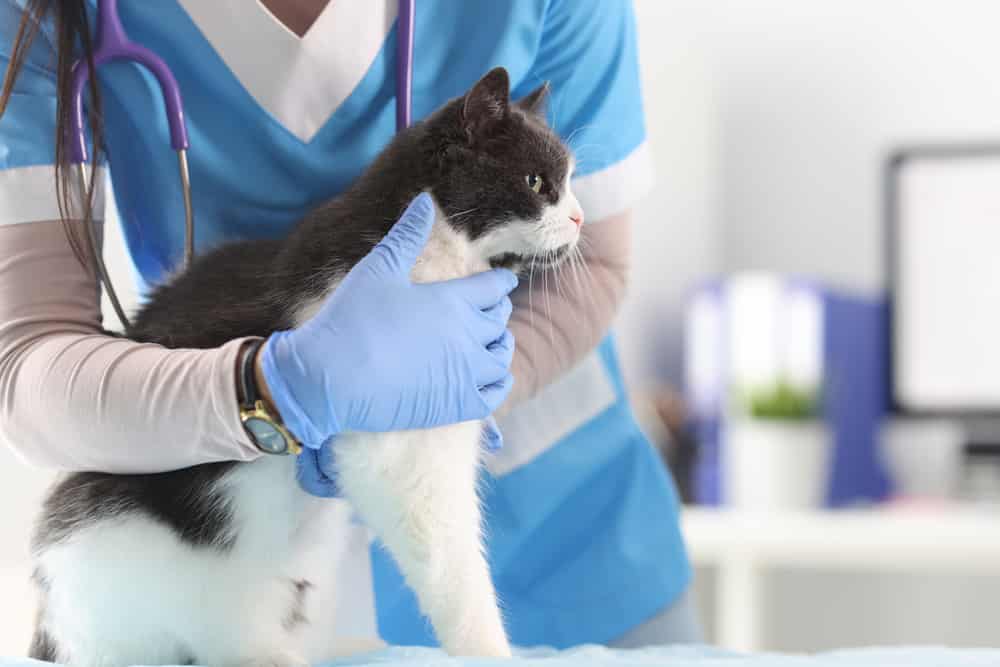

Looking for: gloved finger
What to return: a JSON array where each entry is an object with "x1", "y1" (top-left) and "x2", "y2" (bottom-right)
[
  {"x1": 318, "y1": 436, "x2": 337, "y2": 475},
  {"x1": 487, "y1": 329, "x2": 515, "y2": 371},
  {"x1": 482, "y1": 294, "x2": 514, "y2": 324},
  {"x1": 472, "y1": 296, "x2": 513, "y2": 345},
  {"x1": 451, "y1": 268, "x2": 519, "y2": 309},
  {"x1": 479, "y1": 372, "x2": 514, "y2": 413},
  {"x1": 296, "y1": 443, "x2": 340, "y2": 498},
  {"x1": 472, "y1": 334, "x2": 514, "y2": 387},
  {"x1": 481, "y1": 415, "x2": 503, "y2": 452},
  {"x1": 367, "y1": 193, "x2": 436, "y2": 275}
]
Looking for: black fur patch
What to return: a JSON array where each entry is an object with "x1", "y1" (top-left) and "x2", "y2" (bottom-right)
[
  {"x1": 28, "y1": 625, "x2": 57, "y2": 663},
  {"x1": 28, "y1": 574, "x2": 57, "y2": 664},
  {"x1": 489, "y1": 252, "x2": 523, "y2": 270},
  {"x1": 283, "y1": 579, "x2": 313, "y2": 632},
  {"x1": 34, "y1": 463, "x2": 237, "y2": 553}
]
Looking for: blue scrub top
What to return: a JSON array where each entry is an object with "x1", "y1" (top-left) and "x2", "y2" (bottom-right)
[{"x1": 1, "y1": 0, "x2": 691, "y2": 648}]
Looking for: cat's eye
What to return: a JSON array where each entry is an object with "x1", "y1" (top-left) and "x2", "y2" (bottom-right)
[{"x1": 525, "y1": 174, "x2": 544, "y2": 194}]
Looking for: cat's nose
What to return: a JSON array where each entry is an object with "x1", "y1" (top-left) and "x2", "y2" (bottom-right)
[{"x1": 568, "y1": 205, "x2": 584, "y2": 228}]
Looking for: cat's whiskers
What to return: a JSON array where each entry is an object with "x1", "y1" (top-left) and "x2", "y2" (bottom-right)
[
  {"x1": 552, "y1": 256, "x2": 567, "y2": 303},
  {"x1": 446, "y1": 207, "x2": 480, "y2": 221},
  {"x1": 568, "y1": 244, "x2": 585, "y2": 295},
  {"x1": 553, "y1": 239, "x2": 593, "y2": 331},
  {"x1": 566, "y1": 252, "x2": 588, "y2": 328},
  {"x1": 541, "y1": 249, "x2": 557, "y2": 350},
  {"x1": 546, "y1": 231, "x2": 570, "y2": 307},
  {"x1": 551, "y1": 249, "x2": 586, "y2": 331},
  {"x1": 550, "y1": 86, "x2": 563, "y2": 136},
  {"x1": 563, "y1": 124, "x2": 598, "y2": 151},
  {"x1": 573, "y1": 246, "x2": 590, "y2": 295},
  {"x1": 570, "y1": 244, "x2": 598, "y2": 321},
  {"x1": 574, "y1": 238, "x2": 599, "y2": 298},
  {"x1": 564, "y1": 247, "x2": 583, "y2": 300},
  {"x1": 526, "y1": 248, "x2": 538, "y2": 331},
  {"x1": 557, "y1": 230, "x2": 598, "y2": 321},
  {"x1": 564, "y1": 151, "x2": 602, "y2": 179},
  {"x1": 543, "y1": 132, "x2": 564, "y2": 166}
]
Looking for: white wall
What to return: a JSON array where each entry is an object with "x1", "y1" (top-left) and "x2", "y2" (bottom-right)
[
  {"x1": 628, "y1": 0, "x2": 1000, "y2": 651},
  {"x1": 616, "y1": 1, "x2": 722, "y2": 388},
  {"x1": 622, "y1": 0, "x2": 1000, "y2": 393},
  {"x1": 708, "y1": 0, "x2": 1000, "y2": 291}
]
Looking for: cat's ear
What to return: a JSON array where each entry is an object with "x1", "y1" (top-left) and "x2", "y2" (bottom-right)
[
  {"x1": 517, "y1": 81, "x2": 550, "y2": 116},
  {"x1": 462, "y1": 67, "x2": 510, "y2": 141}
]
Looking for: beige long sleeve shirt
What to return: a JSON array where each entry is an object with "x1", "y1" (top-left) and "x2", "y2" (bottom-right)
[{"x1": 0, "y1": 214, "x2": 629, "y2": 473}]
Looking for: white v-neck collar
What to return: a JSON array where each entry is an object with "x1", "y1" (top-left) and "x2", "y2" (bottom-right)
[{"x1": 178, "y1": 0, "x2": 397, "y2": 143}]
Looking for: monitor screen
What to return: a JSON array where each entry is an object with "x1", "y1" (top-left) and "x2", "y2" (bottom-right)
[{"x1": 891, "y1": 148, "x2": 1000, "y2": 414}]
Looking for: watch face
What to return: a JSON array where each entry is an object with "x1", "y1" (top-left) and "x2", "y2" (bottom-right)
[{"x1": 244, "y1": 417, "x2": 289, "y2": 455}]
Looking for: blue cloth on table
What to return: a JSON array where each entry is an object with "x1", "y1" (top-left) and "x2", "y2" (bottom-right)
[{"x1": 4, "y1": 645, "x2": 1000, "y2": 666}]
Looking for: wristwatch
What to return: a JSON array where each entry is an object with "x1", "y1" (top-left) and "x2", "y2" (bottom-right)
[{"x1": 238, "y1": 340, "x2": 301, "y2": 456}]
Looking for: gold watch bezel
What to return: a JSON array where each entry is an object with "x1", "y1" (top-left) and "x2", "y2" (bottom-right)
[{"x1": 239, "y1": 400, "x2": 302, "y2": 456}]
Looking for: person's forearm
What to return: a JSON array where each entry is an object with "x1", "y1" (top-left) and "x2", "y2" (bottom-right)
[
  {"x1": 504, "y1": 211, "x2": 632, "y2": 408},
  {"x1": 0, "y1": 220, "x2": 260, "y2": 473}
]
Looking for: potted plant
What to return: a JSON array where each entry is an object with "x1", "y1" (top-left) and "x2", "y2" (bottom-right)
[{"x1": 723, "y1": 380, "x2": 831, "y2": 510}]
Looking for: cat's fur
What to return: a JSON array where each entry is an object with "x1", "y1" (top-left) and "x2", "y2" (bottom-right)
[{"x1": 28, "y1": 68, "x2": 582, "y2": 666}]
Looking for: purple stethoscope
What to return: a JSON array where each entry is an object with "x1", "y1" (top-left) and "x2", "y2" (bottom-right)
[{"x1": 70, "y1": 0, "x2": 416, "y2": 329}]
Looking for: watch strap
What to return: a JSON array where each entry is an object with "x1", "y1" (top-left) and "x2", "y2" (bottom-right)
[
  {"x1": 238, "y1": 339, "x2": 301, "y2": 456},
  {"x1": 240, "y1": 339, "x2": 265, "y2": 408}
]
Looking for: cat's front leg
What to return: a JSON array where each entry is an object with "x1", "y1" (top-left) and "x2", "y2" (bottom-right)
[{"x1": 333, "y1": 423, "x2": 511, "y2": 657}]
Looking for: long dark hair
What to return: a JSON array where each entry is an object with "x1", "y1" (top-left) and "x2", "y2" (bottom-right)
[{"x1": 0, "y1": 0, "x2": 104, "y2": 270}]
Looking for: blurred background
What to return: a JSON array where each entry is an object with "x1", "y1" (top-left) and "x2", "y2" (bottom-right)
[
  {"x1": 3, "y1": 0, "x2": 1000, "y2": 655},
  {"x1": 618, "y1": 0, "x2": 1000, "y2": 653}
]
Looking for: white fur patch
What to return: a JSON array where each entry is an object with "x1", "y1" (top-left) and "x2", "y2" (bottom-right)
[
  {"x1": 291, "y1": 201, "x2": 490, "y2": 327},
  {"x1": 471, "y1": 170, "x2": 582, "y2": 266}
]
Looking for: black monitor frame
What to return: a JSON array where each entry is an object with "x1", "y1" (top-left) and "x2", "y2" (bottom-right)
[{"x1": 885, "y1": 142, "x2": 1000, "y2": 419}]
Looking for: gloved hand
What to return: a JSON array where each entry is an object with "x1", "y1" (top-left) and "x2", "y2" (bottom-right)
[
  {"x1": 296, "y1": 416, "x2": 506, "y2": 498},
  {"x1": 260, "y1": 192, "x2": 518, "y2": 449}
]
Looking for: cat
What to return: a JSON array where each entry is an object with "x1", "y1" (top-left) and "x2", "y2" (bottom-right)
[{"x1": 28, "y1": 67, "x2": 582, "y2": 667}]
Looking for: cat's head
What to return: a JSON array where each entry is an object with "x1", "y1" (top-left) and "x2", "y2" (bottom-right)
[{"x1": 424, "y1": 68, "x2": 583, "y2": 271}]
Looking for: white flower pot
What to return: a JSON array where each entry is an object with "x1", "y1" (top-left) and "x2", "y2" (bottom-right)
[{"x1": 724, "y1": 419, "x2": 832, "y2": 510}]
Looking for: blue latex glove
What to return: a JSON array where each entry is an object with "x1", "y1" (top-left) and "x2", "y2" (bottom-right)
[
  {"x1": 261, "y1": 192, "x2": 517, "y2": 449},
  {"x1": 481, "y1": 415, "x2": 504, "y2": 452},
  {"x1": 296, "y1": 416, "x2": 505, "y2": 498}
]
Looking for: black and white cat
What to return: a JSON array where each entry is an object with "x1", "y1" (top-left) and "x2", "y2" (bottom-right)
[{"x1": 29, "y1": 68, "x2": 582, "y2": 666}]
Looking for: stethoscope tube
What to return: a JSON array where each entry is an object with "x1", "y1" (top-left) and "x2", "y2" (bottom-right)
[
  {"x1": 396, "y1": 0, "x2": 415, "y2": 132},
  {"x1": 70, "y1": 0, "x2": 193, "y2": 330},
  {"x1": 71, "y1": 0, "x2": 415, "y2": 330}
]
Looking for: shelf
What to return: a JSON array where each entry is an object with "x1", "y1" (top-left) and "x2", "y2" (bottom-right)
[
  {"x1": 680, "y1": 505, "x2": 1000, "y2": 652},
  {"x1": 682, "y1": 505, "x2": 1000, "y2": 572}
]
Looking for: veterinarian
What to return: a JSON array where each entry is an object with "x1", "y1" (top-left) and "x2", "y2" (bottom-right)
[{"x1": 0, "y1": 0, "x2": 698, "y2": 651}]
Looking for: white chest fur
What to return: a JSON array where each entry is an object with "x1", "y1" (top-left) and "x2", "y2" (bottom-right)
[
  {"x1": 294, "y1": 206, "x2": 491, "y2": 327},
  {"x1": 410, "y1": 213, "x2": 492, "y2": 284},
  {"x1": 279, "y1": 204, "x2": 508, "y2": 657}
]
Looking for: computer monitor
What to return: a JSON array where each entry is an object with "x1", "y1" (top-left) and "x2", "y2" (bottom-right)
[{"x1": 887, "y1": 145, "x2": 1000, "y2": 418}]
